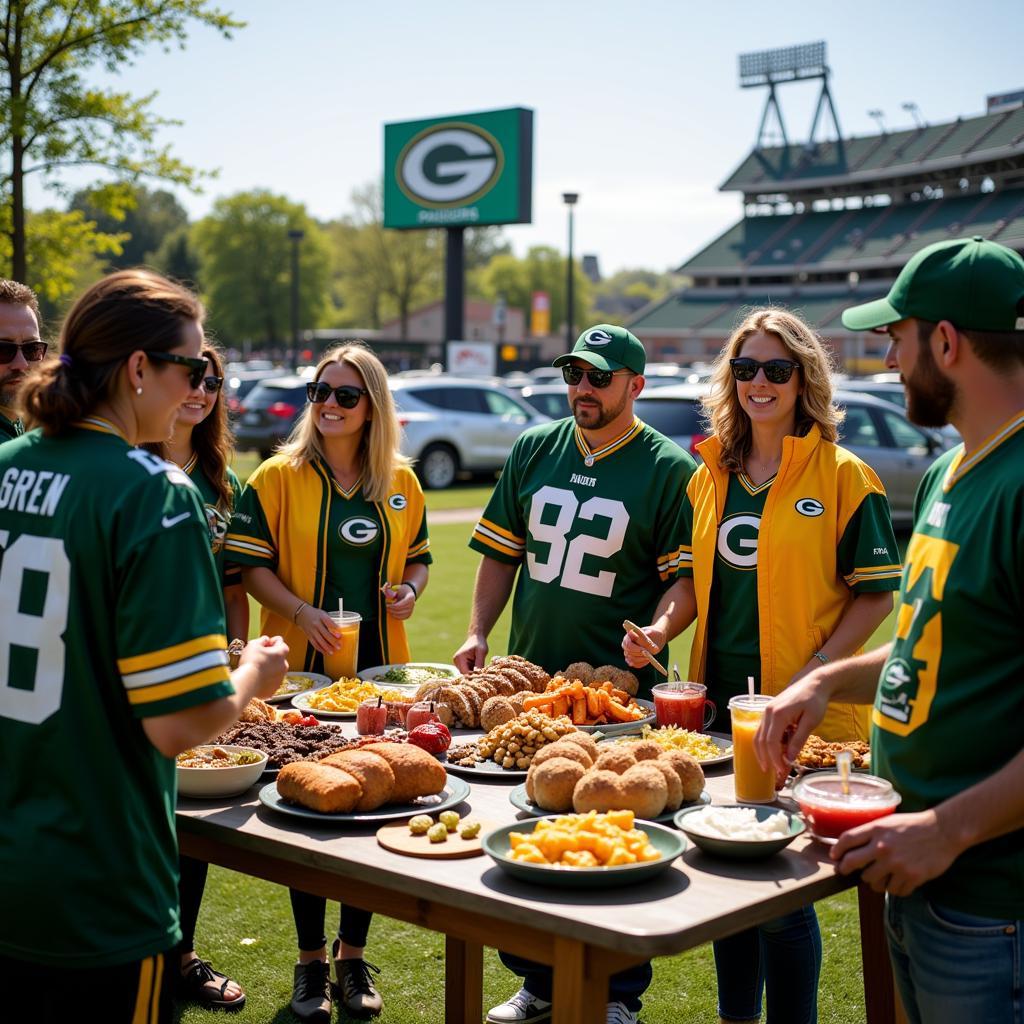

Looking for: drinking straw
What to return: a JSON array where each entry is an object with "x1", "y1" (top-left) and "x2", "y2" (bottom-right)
[
  {"x1": 338, "y1": 598, "x2": 344, "y2": 618},
  {"x1": 837, "y1": 750, "x2": 852, "y2": 796},
  {"x1": 672, "y1": 663, "x2": 682, "y2": 683},
  {"x1": 747, "y1": 675, "x2": 755, "y2": 698}
]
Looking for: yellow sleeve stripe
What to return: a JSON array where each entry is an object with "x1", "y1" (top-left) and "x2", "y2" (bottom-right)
[
  {"x1": 126, "y1": 665, "x2": 231, "y2": 705},
  {"x1": 844, "y1": 567, "x2": 904, "y2": 584},
  {"x1": 407, "y1": 538, "x2": 431, "y2": 557},
  {"x1": 118, "y1": 634, "x2": 227, "y2": 675},
  {"x1": 478, "y1": 517, "x2": 524, "y2": 545},
  {"x1": 471, "y1": 527, "x2": 524, "y2": 560},
  {"x1": 224, "y1": 532, "x2": 274, "y2": 556}
]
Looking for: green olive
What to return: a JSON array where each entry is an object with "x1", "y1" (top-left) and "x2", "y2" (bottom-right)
[
  {"x1": 459, "y1": 821, "x2": 481, "y2": 840},
  {"x1": 427, "y1": 822, "x2": 449, "y2": 843},
  {"x1": 408, "y1": 815, "x2": 433, "y2": 835},
  {"x1": 439, "y1": 810, "x2": 461, "y2": 832}
]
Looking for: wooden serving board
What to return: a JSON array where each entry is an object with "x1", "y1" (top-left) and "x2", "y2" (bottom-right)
[{"x1": 376, "y1": 819, "x2": 498, "y2": 859}]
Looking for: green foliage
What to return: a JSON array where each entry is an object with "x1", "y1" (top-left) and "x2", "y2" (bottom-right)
[
  {"x1": 149, "y1": 225, "x2": 201, "y2": 286},
  {"x1": 589, "y1": 267, "x2": 680, "y2": 324},
  {"x1": 191, "y1": 190, "x2": 330, "y2": 346}
]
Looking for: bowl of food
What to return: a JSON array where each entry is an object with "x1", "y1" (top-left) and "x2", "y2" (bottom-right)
[
  {"x1": 176, "y1": 745, "x2": 268, "y2": 798},
  {"x1": 791, "y1": 772, "x2": 900, "y2": 843},
  {"x1": 482, "y1": 810, "x2": 685, "y2": 887},
  {"x1": 673, "y1": 804, "x2": 805, "y2": 859}
]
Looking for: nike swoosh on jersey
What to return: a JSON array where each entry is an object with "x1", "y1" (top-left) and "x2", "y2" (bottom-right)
[{"x1": 161, "y1": 511, "x2": 191, "y2": 528}]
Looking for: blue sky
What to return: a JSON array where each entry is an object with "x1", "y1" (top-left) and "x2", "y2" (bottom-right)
[{"x1": 42, "y1": 0, "x2": 1024, "y2": 274}]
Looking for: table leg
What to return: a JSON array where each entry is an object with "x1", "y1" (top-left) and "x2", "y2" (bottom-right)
[
  {"x1": 858, "y1": 883, "x2": 908, "y2": 1024},
  {"x1": 551, "y1": 938, "x2": 608, "y2": 1024},
  {"x1": 445, "y1": 936, "x2": 483, "y2": 1024}
]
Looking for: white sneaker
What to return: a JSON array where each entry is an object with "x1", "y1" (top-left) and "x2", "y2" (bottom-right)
[
  {"x1": 486, "y1": 987, "x2": 552, "y2": 1024},
  {"x1": 606, "y1": 1001, "x2": 638, "y2": 1024}
]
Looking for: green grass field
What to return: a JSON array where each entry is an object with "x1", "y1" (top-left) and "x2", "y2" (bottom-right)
[{"x1": 185, "y1": 491, "x2": 899, "y2": 1024}]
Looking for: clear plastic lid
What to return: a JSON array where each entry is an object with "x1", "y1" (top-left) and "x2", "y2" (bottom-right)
[
  {"x1": 792, "y1": 772, "x2": 901, "y2": 808},
  {"x1": 727, "y1": 694, "x2": 773, "y2": 712}
]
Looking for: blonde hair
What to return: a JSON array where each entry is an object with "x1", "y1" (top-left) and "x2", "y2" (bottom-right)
[
  {"x1": 702, "y1": 307, "x2": 842, "y2": 473},
  {"x1": 278, "y1": 342, "x2": 410, "y2": 502}
]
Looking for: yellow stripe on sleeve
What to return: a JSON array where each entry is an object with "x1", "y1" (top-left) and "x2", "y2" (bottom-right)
[
  {"x1": 126, "y1": 665, "x2": 231, "y2": 705},
  {"x1": 472, "y1": 528, "x2": 524, "y2": 559},
  {"x1": 118, "y1": 634, "x2": 227, "y2": 675},
  {"x1": 407, "y1": 538, "x2": 431, "y2": 557},
  {"x1": 478, "y1": 517, "x2": 524, "y2": 544}
]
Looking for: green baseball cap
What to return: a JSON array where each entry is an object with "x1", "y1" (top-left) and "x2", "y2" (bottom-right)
[
  {"x1": 842, "y1": 236, "x2": 1024, "y2": 332},
  {"x1": 552, "y1": 324, "x2": 647, "y2": 374}
]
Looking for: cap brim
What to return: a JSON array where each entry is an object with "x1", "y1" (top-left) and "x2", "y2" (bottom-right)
[
  {"x1": 551, "y1": 351, "x2": 621, "y2": 371},
  {"x1": 841, "y1": 296, "x2": 903, "y2": 331}
]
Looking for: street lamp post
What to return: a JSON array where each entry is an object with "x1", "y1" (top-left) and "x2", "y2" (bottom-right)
[
  {"x1": 288, "y1": 228, "x2": 304, "y2": 370},
  {"x1": 562, "y1": 192, "x2": 579, "y2": 346}
]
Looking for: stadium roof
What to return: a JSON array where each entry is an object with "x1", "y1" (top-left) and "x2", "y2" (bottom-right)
[{"x1": 722, "y1": 105, "x2": 1024, "y2": 194}]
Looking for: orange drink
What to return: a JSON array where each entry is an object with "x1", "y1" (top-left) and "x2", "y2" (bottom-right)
[
  {"x1": 728, "y1": 694, "x2": 777, "y2": 803},
  {"x1": 323, "y1": 610, "x2": 361, "y2": 680}
]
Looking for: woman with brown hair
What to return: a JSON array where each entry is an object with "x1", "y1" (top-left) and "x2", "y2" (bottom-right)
[
  {"x1": 226, "y1": 341, "x2": 431, "y2": 1023},
  {"x1": 142, "y1": 341, "x2": 249, "y2": 1010},
  {"x1": 0, "y1": 269, "x2": 288, "y2": 1024},
  {"x1": 623, "y1": 307, "x2": 901, "y2": 1024}
]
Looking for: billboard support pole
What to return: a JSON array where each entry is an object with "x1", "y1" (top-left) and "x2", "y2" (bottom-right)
[{"x1": 444, "y1": 226, "x2": 465, "y2": 351}]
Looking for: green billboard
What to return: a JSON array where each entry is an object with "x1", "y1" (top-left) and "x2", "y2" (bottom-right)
[{"x1": 383, "y1": 107, "x2": 533, "y2": 229}]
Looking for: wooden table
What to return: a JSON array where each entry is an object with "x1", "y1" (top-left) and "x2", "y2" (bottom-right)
[{"x1": 177, "y1": 756, "x2": 898, "y2": 1024}]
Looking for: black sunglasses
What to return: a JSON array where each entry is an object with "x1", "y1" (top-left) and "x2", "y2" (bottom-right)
[
  {"x1": 729, "y1": 357, "x2": 801, "y2": 384},
  {"x1": 0, "y1": 340, "x2": 47, "y2": 364},
  {"x1": 146, "y1": 351, "x2": 209, "y2": 389},
  {"x1": 561, "y1": 365, "x2": 632, "y2": 389},
  {"x1": 200, "y1": 375, "x2": 223, "y2": 393},
  {"x1": 306, "y1": 381, "x2": 368, "y2": 407}
]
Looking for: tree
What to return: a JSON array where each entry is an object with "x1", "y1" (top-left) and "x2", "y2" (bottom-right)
[
  {"x1": 192, "y1": 190, "x2": 329, "y2": 346},
  {"x1": 0, "y1": 0, "x2": 241, "y2": 281},
  {"x1": 589, "y1": 268, "x2": 679, "y2": 323},
  {"x1": 149, "y1": 224, "x2": 201, "y2": 287}
]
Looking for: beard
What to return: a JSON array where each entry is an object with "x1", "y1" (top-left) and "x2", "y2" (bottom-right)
[
  {"x1": 571, "y1": 388, "x2": 629, "y2": 430},
  {"x1": 903, "y1": 341, "x2": 957, "y2": 428},
  {"x1": 0, "y1": 373, "x2": 25, "y2": 408}
]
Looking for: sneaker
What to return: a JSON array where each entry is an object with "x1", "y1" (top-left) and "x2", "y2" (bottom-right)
[
  {"x1": 291, "y1": 960, "x2": 332, "y2": 1024},
  {"x1": 486, "y1": 988, "x2": 552, "y2": 1024},
  {"x1": 606, "y1": 1001, "x2": 638, "y2": 1024},
  {"x1": 334, "y1": 958, "x2": 383, "y2": 1019}
]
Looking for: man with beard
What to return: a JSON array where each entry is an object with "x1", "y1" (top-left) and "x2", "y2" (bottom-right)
[
  {"x1": 0, "y1": 280, "x2": 44, "y2": 442},
  {"x1": 455, "y1": 324, "x2": 695, "y2": 1024},
  {"x1": 755, "y1": 237, "x2": 1024, "y2": 1024}
]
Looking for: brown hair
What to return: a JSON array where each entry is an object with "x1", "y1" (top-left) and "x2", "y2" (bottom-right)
[
  {"x1": 20, "y1": 269, "x2": 204, "y2": 436},
  {"x1": 143, "y1": 343, "x2": 234, "y2": 510},
  {"x1": 0, "y1": 279, "x2": 41, "y2": 323},
  {"x1": 916, "y1": 319, "x2": 1024, "y2": 372},
  {"x1": 702, "y1": 307, "x2": 842, "y2": 473}
]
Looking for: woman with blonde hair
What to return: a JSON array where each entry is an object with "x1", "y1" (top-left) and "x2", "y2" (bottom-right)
[
  {"x1": 623, "y1": 307, "x2": 901, "y2": 1024},
  {"x1": 226, "y1": 341, "x2": 430, "y2": 1023}
]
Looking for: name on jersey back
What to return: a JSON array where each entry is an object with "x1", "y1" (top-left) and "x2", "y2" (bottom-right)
[{"x1": 0, "y1": 467, "x2": 70, "y2": 517}]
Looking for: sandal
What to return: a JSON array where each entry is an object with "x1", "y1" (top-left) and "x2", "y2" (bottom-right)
[{"x1": 177, "y1": 957, "x2": 247, "y2": 1011}]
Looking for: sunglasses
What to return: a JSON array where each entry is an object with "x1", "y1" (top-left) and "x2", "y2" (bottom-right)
[
  {"x1": 146, "y1": 351, "x2": 209, "y2": 389},
  {"x1": 729, "y1": 357, "x2": 801, "y2": 384},
  {"x1": 0, "y1": 340, "x2": 47, "y2": 364},
  {"x1": 200, "y1": 375, "x2": 223, "y2": 393},
  {"x1": 561, "y1": 365, "x2": 632, "y2": 389},
  {"x1": 306, "y1": 381, "x2": 369, "y2": 407}
]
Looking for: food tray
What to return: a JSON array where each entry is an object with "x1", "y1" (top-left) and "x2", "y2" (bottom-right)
[{"x1": 265, "y1": 672, "x2": 333, "y2": 705}]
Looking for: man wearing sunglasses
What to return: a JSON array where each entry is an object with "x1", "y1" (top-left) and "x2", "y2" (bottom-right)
[
  {"x1": 458, "y1": 324, "x2": 696, "y2": 1024},
  {"x1": 0, "y1": 279, "x2": 44, "y2": 442}
]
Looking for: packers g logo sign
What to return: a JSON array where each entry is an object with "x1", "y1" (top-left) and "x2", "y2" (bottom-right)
[
  {"x1": 339, "y1": 517, "x2": 379, "y2": 546},
  {"x1": 717, "y1": 513, "x2": 760, "y2": 569},
  {"x1": 397, "y1": 124, "x2": 504, "y2": 208}
]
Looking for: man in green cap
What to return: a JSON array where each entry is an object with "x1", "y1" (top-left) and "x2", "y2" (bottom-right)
[
  {"x1": 455, "y1": 324, "x2": 696, "y2": 1024},
  {"x1": 0, "y1": 280, "x2": 44, "y2": 443},
  {"x1": 756, "y1": 236, "x2": 1024, "y2": 1023}
]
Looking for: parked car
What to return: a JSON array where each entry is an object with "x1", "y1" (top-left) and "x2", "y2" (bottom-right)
[
  {"x1": 232, "y1": 376, "x2": 309, "y2": 458},
  {"x1": 633, "y1": 384, "x2": 946, "y2": 527},
  {"x1": 520, "y1": 383, "x2": 570, "y2": 420},
  {"x1": 224, "y1": 368, "x2": 279, "y2": 418},
  {"x1": 391, "y1": 377, "x2": 549, "y2": 489},
  {"x1": 837, "y1": 378, "x2": 961, "y2": 447}
]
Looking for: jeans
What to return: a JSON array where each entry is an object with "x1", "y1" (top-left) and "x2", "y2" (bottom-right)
[
  {"x1": 497, "y1": 952, "x2": 652, "y2": 1013},
  {"x1": 886, "y1": 890, "x2": 1022, "y2": 1024},
  {"x1": 714, "y1": 904, "x2": 821, "y2": 1023},
  {"x1": 290, "y1": 888, "x2": 373, "y2": 952}
]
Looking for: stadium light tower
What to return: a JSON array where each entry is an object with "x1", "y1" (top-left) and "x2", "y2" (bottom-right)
[
  {"x1": 868, "y1": 109, "x2": 887, "y2": 134},
  {"x1": 902, "y1": 101, "x2": 926, "y2": 128}
]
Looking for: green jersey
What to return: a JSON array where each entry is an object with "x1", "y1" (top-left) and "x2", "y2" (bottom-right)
[
  {"x1": 182, "y1": 452, "x2": 242, "y2": 589},
  {"x1": 469, "y1": 417, "x2": 696, "y2": 694},
  {"x1": 0, "y1": 409, "x2": 23, "y2": 442},
  {"x1": 0, "y1": 417, "x2": 233, "y2": 968},
  {"x1": 873, "y1": 412, "x2": 1024, "y2": 918}
]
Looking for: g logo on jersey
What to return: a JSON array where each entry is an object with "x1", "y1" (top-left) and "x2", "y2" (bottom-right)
[
  {"x1": 339, "y1": 517, "x2": 380, "y2": 546},
  {"x1": 204, "y1": 504, "x2": 230, "y2": 554},
  {"x1": 717, "y1": 513, "x2": 760, "y2": 569},
  {"x1": 584, "y1": 329, "x2": 613, "y2": 347},
  {"x1": 397, "y1": 124, "x2": 503, "y2": 208},
  {"x1": 388, "y1": 493, "x2": 408, "y2": 511},
  {"x1": 795, "y1": 498, "x2": 825, "y2": 517}
]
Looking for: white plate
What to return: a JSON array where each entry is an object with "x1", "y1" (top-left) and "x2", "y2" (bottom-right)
[
  {"x1": 290, "y1": 681, "x2": 419, "y2": 718},
  {"x1": 265, "y1": 671, "x2": 333, "y2": 705},
  {"x1": 357, "y1": 662, "x2": 460, "y2": 688},
  {"x1": 602, "y1": 730, "x2": 734, "y2": 766}
]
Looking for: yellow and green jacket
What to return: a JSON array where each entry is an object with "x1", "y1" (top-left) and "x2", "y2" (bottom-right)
[
  {"x1": 687, "y1": 426, "x2": 902, "y2": 741},
  {"x1": 225, "y1": 455, "x2": 429, "y2": 669}
]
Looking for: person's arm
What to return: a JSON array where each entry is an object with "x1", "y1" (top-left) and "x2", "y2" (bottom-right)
[
  {"x1": 754, "y1": 642, "x2": 892, "y2": 775},
  {"x1": 386, "y1": 562, "x2": 430, "y2": 621},
  {"x1": 833, "y1": 746, "x2": 1024, "y2": 895},
  {"x1": 453, "y1": 556, "x2": 518, "y2": 673},
  {"x1": 223, "y1": 582, "x2": 250, "y2": 642},
  {"x1": 241, "y1": 565, "x2": 341, "y2": 656},
  {"x1": 142, "y1": 635, "x2": 289, "y2": 757},
  {"x1": 621, "y1": 577, "x2": 697, "y2": 667},
  {"x1": 789, "y1": 591, "x2": 893, "y2": 683}
]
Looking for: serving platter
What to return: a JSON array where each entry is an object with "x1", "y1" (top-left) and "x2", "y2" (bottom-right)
[
  {"x1": 290, "y1": 681, "x2": 418, "y2": 719},
  {"x1": 442, "y1": 756, "x2": 528, "y2": 781},
  {"x1": 357, "y1": 662, "x2": 459, "y2": 687},
  {"x1": 508, "y1": 783, "x2": 711, "y2": 824},
  {"x1": 574, "y1": 698, "x2": 656, "y2": 736},
  {"x1": 258, "y1": 775, "x2": 471, "y2": 824},
  {"x1": 265, "y1": 672, "x2": 333, "y2": 705},
  {"x1": 601, "y1": 730, "x2": 734, "y2": 766}
]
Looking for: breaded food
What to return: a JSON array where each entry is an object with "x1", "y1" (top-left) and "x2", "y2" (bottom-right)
[
  {"x1": 432, "y1": 703, "x2": 455, "y2": 728},
  {"x1": 437, "y1": 685, "x2": 473, "y2": 728},
  {"x1": 507, "y1": 691, "x2": 531, "y2": 713},
  {"x1": 592, "y1": 665, "x2": 639, "y2": 697},
  {"x1": 646, "y1": 759, "x2": 684, "y2": 812},
  {"x1": 562, "y1": 661, "x2": 595, "y2": 685},
  {"x1": 321, "y1": 749, "x2": 395, "y2": 811},
  {"x1": 480, "y1": 695, "x2": 517, "y2": 733},
  {"x1": 659, "y1": 749, "x2": 706, "y2": 802},
  {"x1": 460, "y1": 686, "x2": 483, "y2": 727},
  {"x1": 531, "y1": 741, "x2": 592, "y2": 771},
  {"x1": 277, "y1": 761, "x2": 361, "y2": 813},
  {"x1": 365, "y1": 742, "x2": 446, "y2": 803},
  {"x1": 531, "y1": 757, "x2": 587, "y2": 813},
  {"x1": 627, "y1": 739, "x2": 664, "y2": 762},
  {"x1": 239, "y1": 697, "x2": 275, "y2": 723},
  {"x1": 572, "y1": 769, "x2": 624, "y2": 813},
  {"x1": 557, "y1": 731, "x2": 600, "y2": 761},
  {"x1": 415, "y1": 681, "x2": 445, "y2": 702},
  {"x1": 488, "y1": 674, "x2": 517, "y2": 697},
  {"x1": 616, "y1": 763, "x2": 669, "y2": 819},
  {"x1": 593, "y1": 747, "x2": 638, "y2": 775}
]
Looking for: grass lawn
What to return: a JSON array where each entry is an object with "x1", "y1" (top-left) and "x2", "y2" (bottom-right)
[{"x1": 190, "y1": 512, "x2": 902, "y2": 1024}]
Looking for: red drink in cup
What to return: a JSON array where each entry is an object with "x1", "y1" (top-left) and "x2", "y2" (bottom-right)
[{"x1": 652, "y1": 683, "x2": 716, "y2": 732}]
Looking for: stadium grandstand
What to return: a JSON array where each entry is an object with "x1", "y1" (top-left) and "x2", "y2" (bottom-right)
[{"x1": 630, "y1": 41, "x2": 1024, "y2": 367}]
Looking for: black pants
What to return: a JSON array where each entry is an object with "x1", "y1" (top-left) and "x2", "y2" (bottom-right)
[
  {"x1": 176, "y1": 854, "x2": 207, "y2": 953},
  {"x1": 0, "y1": 950, "x2": 174, "y2": 1024},
  {"x1": 290, "y1": 889, "x2": 373, "y2": 952}
]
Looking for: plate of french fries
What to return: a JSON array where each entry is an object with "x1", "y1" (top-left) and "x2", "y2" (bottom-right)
[
  {"x1": 520, "y1": 679, "x2": 655, "y2": 736},
  {"x1": 291, "y1": 678, "x2": 417, "y2": 718}
]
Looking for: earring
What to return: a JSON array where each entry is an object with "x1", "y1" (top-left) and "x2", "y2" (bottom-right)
[{"x1": 136, "y1": 387, "x2": 143, "y2": 396}]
